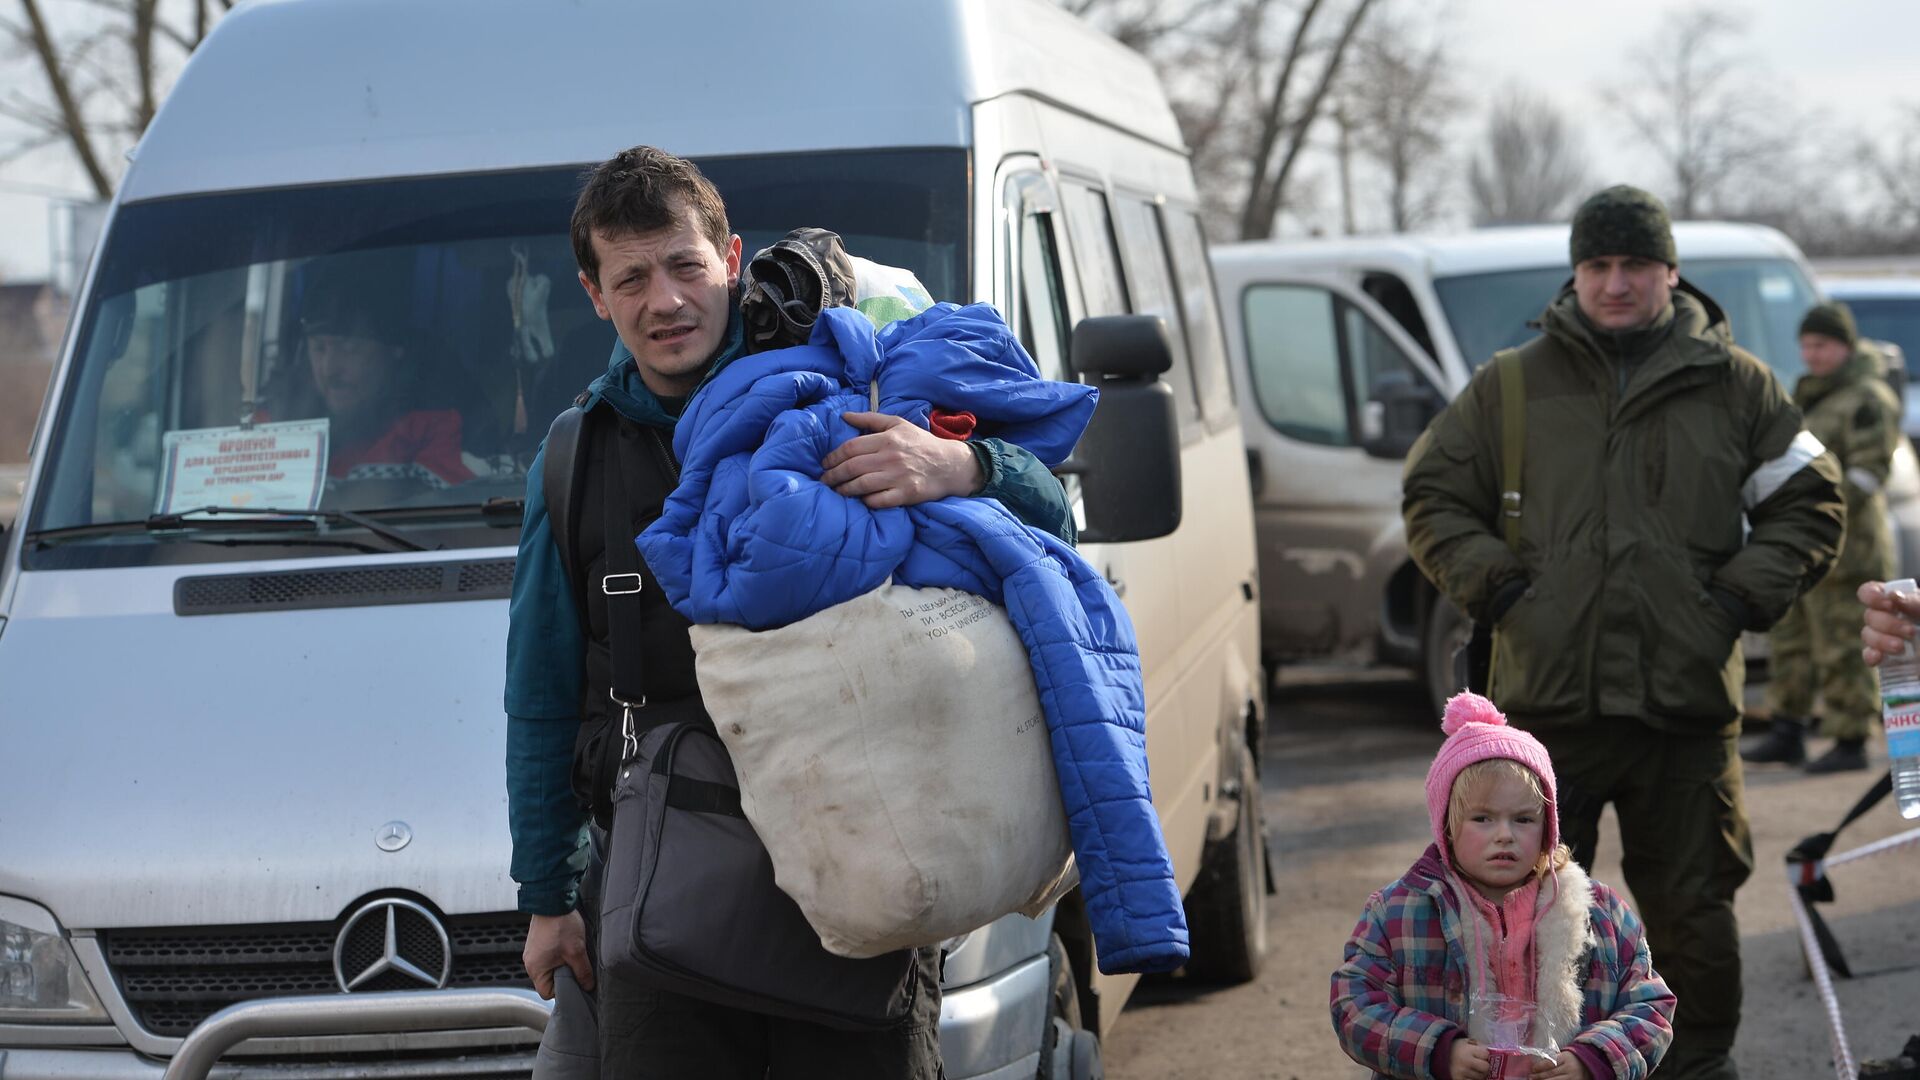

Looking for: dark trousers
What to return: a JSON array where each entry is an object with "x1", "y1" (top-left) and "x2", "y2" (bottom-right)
[
  {"x1": 597, "y1": 947, "x2": 943, "y2": 1079},
  {"x1": 534, "y1": 832, "x2": 944, "y2": 1080},
  {"x1": 1539, "y1": 722, "x2": 1752, "y2": 1080}
]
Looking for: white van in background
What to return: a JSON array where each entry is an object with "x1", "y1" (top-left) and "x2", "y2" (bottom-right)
[
  {"x1": 0, "y1": 2, "x2": 1266, "y2": 1078},
  {"x1": 1213, "y1": 223, "x2": 1920, "y2": 708}
]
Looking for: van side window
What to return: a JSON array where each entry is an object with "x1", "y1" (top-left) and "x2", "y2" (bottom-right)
[
  {"x1": 1110, "y1": 194, "x2": 1200, "y2": 427},
  {"x1": 1161, "y1": 208, "x2": 1236, "y2": 420},
  {"x1": 1360, "y1": 271, "x2": 1436, "y2": 358},
  {"x1": 1058, "y1": 182, "x2": 1130, "y2": 319},
  {"x1": 1342, "y1": 302, "x2": 1425, "y2": 415},
  {"x1": 1018, "y1": 211, "x2": 1072, "y2": 384},
  {"x1": 1243, "y1": 284, "x2": 1347, "y2": 446}
]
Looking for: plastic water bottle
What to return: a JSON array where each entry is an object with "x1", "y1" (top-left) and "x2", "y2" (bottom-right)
[{"x1": 1880, "y1": 579, "x2": 1920, "y2": 819}]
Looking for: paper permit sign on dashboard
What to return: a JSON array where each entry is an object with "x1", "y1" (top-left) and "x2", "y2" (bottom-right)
[{"x1": 155, "y1": 419, "x2": 330, "y2": 514}]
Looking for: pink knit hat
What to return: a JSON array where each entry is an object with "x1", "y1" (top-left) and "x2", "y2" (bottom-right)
[{"x1": 1425, "y1": 692, "x2": 1559, "y2": 856}]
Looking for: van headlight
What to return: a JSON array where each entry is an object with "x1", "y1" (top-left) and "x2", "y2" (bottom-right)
[{"x1": 0, "y1": 897, "x2": 108, "y2": 1022}]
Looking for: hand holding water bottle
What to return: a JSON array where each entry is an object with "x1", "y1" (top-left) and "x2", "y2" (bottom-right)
[
  {"x1": 1859, "y1": 579, "x2": 1920, "y2": 819},
  {"x1": 1859, "y1": 580, "x2": 1920, "y2": 665}
]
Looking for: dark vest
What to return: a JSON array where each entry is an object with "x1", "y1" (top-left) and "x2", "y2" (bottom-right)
[{"x1": 567, "y1": 406, "x2": 710, "y2": 820}]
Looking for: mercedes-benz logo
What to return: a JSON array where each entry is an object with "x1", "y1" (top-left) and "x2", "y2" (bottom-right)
[
  {"x1": 333, "y1": 898, "x2": 452, "y2": 992},
  {"x1": 375, "y1": 821, "x2": 412, "y2": 852}
]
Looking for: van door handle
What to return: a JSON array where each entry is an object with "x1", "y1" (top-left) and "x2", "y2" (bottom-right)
[
  {"x1": 1104, "y1": 565, "x2": 1127, "y2": 598},
  {"x1": 1245, "y1": 448, "x2": 1264, "y2": 495}
]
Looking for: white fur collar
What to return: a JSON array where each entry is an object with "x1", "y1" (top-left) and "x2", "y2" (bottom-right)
[{"x1": 1450, "y1": 859, "x2": 1598, "y2": 1051}]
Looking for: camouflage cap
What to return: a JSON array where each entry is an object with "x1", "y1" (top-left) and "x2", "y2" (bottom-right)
[
  {"x1": 1569, "y1": 185, "x2": 1677, "y2": 268},
  {"x1": 1799, "y1": 301, "x2": 1857, "y2": 347}
]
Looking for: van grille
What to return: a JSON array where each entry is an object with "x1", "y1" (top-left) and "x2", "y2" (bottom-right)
[
  {"x1": 174, "y1": 558, "x2": 516, "y2": 615},
  {"x1": 100, "y1": 913, "x2": 532, "y2": 1037}
]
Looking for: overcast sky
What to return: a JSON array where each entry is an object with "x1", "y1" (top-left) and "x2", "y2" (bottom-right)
[{"x1": 2, "y1": 0, "x2": 1917, "y2": 282}]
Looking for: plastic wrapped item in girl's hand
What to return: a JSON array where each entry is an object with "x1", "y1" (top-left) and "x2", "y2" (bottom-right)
[{"x1": 1474, "y1": 993, "x2": 1559, "y2": 1079}]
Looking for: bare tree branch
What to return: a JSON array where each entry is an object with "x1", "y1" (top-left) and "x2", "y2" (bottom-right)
[
  {"x1": 16, "y1": 0, "x2": 114, "y2": 198},
  {"x1": 1248, "y1": 0, "x2": 1375, "y2": 239},
  {"x1": 0, "y1": 129, "x2": 62, "y2": 168},
  {"x1": 0, "y1": 94, "x2": 68, "y2": 130},
  {"x1": 153, "y1": 16, "x2": 194, "y2": 54},
  {"x1": 1604, "y1": 5, "x2": 1789, "y2": 218},
  {"x1": 1858, "y1": 105, "x2": 1920, "y2": 227},
  {"x1": 1340, "y1": 8, "x2": 1459, "y2": 231},
  {"x1": 1468, "y1": 87, "x2": 1589, "y2": 226},
  {"x1": 1233, "y1": 0, "x2": 1322, "y2": 238},
  {"x1": 132, "y1": 0, "x2": 158, "y2": 131}
]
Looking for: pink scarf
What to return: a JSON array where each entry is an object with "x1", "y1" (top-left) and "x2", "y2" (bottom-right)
[{"x1": 1460, "y1": 873, "x2": 1542, "y2": 1008}]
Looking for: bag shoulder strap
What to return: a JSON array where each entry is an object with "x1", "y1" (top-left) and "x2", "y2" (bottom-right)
[
  {"x1": 542, "y1": 405, "x2": 591, "y2": 600},
  {"x1": 1494, "y1": 347, "x2": 1525, "y2": 553},
  {"x1": 601, "y1": 417, "x2": 677, "y2": 708}
]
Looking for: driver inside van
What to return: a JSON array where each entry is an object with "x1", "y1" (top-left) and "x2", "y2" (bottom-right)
[{"x1": 288, "y1": 271, "x2": 474, "y2": 489}]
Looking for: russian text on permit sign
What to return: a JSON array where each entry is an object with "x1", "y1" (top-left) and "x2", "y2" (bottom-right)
[{"x1": 155, "y1": 419, "x2": 330, "y2": 514}]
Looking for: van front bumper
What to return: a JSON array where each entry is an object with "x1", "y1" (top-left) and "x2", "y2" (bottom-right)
[
  {"x1": 938, "y1": 952, "x2": 1051, "y2": 1080},
  {"x1": 0, "y1": 989, "x2": 548, "y2": 1080},
  {"x1": 4, "y1": 956, "x2": 1052, "y2": 1080}
]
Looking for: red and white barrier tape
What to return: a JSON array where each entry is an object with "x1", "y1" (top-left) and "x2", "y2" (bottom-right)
[{"x1": 1786, "y1": 823, "x2": 1920, "y2": 1080}]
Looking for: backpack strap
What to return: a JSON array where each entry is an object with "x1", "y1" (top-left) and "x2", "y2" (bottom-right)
[
  {"x1": 542, "y1": 405, "x2": 591, "y2": 602},
  {"x1": 601, "y1": 419, "x2": 678, "y2": 762},
  {"x1": 1494, "y1": 347, "x2": 1525, "y2": 553},
  {"x1": 601, "y1": 421, "x2": 651, "y2": 712}
]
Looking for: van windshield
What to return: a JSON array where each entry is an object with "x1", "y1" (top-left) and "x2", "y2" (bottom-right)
[
  {"x1": 25, "y1": 150, "x2": 967, "y2": 569},
  {"x1": 1435, "y1": 257, "x2": 1819, "y2": 383}
]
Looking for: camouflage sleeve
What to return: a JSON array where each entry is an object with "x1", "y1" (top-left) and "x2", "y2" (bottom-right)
[
  {"x1": 1401, "y1": 366, "x2": 1526, "y2": 621},
  {"x1": 1709, "y1": 357, "x2": 1845, "y2": 629},
  {"x1": 1837, "y1": 384, "x2": 1900, "y2": 497}
]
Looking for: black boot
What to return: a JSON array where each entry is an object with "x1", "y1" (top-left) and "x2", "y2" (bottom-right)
[
  {"x1": 1805, "y1": 737, "x2": 1869, "y2": 774},
  {"x1": 1742, "y1": 716, "x2": 1807, "y2": 765}
]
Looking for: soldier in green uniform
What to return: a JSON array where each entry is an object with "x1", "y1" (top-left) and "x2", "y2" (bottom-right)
[
  {"x1": 1403, "y1": 186, "x2": 1845, "y2": 1080},
  {"x1": 1746, "y1": 302, "x2": 1901, "y2": 773}
]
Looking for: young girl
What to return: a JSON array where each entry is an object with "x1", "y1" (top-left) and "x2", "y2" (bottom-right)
[{"x1": 1330, "y1": 693, "x2": 1675, "y2": 1080}]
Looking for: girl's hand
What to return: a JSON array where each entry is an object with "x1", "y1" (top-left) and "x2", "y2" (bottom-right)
[
  {"x1": 1450, "y1": 1038, "x2": 1492, "y2": 1080},
  {"x1": 1531, "y1": 1049, "x2": 1591, "y2": 1080}
]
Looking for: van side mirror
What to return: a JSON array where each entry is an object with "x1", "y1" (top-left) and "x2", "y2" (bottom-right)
[
  {"x1": 1359, "y1": 371, "x2": 1444, "y2": 460},
  {"x1": 1055, "y1": 315, "x2": 1182, "y2": 543}
]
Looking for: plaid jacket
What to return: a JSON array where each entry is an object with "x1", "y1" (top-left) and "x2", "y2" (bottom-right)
[{"x1": 1330, "y1": 845, "x2": 1674, "y2": 1079}]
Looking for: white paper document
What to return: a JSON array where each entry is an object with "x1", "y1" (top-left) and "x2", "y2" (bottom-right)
[{"x1": 156, "y1": 419, "x2": 330, "y2": 514}]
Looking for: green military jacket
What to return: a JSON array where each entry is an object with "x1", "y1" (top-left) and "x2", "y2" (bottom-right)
[
  {"x1": 1403, "y1": 284, "x2": 1845, "y2": 731},
  {"x1": 1793, "y1": 343, "x2": 1901, "y2": 584}
]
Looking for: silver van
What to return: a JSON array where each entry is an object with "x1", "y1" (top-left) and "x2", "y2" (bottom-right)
[
  {"x1": 1214, "y1": 223, "x2": 1920, "y2": 708},
  {"x1": 0, "y1": 1, "x2": 1266, "y2": 1078}
]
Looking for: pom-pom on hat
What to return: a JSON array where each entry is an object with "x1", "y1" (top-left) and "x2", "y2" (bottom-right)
[{"x1": 1425, "y1": 692, "x2": 1559, "y2": 856}]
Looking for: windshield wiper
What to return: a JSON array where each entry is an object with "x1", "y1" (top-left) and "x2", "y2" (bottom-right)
[
  {"x1": 147, "y1": 506, "x2": 433, "y2": 552},
  {"x1": 26, "y1": 506, "x2": 431, "y2": 554},
  {"x1": 26, "y1": 518, "x2": 391, "y2": 555},
  {"x1": 344, "y1": 496, "x2": 526, "y2": 525}
]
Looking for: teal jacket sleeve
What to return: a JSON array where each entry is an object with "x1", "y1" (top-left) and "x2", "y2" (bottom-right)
[
  {"x1": 975, "y1": 436, "x2": 1076, "y2": 546},
  {"x1": 505, "y1": 446, "x2": 591, "y2": 915}
]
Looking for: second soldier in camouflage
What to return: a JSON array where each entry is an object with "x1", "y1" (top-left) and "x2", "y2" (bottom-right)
[{"x1": 1748, "y1": 301, "x2": 1902, "y2": 772}]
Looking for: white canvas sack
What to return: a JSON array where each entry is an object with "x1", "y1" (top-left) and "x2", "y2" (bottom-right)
[{"x1": 689, "y1": 586, "x2": 1077, "y2": 959}]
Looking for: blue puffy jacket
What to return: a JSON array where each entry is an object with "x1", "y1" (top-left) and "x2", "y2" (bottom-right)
[{"x1": 636, "y1": 302, "x2": 1189, "y2": 975}]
